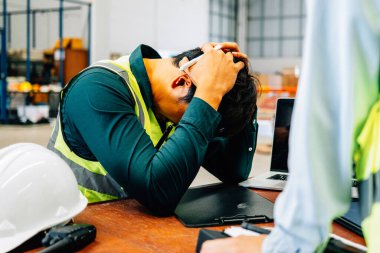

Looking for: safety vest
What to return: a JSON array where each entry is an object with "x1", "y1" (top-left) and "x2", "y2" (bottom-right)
[
  {"x1": 354, "y1": 94, "x2": 380, "y2": 252},
  {"x1": 48, "y1": 58, "x2": 174, "y2": 203}
]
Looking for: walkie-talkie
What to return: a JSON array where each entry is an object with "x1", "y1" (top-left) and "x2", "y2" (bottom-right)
[{"x1": 39, "y1": 224, "x2": 96, "y2": 252}]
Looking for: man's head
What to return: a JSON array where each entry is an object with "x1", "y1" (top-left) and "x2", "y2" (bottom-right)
[{"x1": 171, "y1": 47, "x2": 259, "y2": 137}]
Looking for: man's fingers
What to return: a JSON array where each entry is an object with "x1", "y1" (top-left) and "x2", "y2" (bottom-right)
[
  {"x1": 232, "y1": 51, "x2": 248, "y2": 60},
  {"x1": 211, "y1": 42, "x2": 240, "y2": 53},
  {"x1": 179, "y1": 56, "x2": 189, "y2": 68},
  {"x1": 179, "y1": 57, "x2": 191, "y2": 74},
  {"x1": 235, "y1": 61, "x2": 245, "y2": 71},
  {"x1": 225, "y1": 51, "x2": 234, "y2": 60},
  {"x1": 200, "y1": 235, "x2": 266, "y2": 253},
  {"x1": 201, "y1": 43, "x2": 214, "y2": 53},
  {"x1": 201, "y1": 238, "x2": 235, "y2": 253}
]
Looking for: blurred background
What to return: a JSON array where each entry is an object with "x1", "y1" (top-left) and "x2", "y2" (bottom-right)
[{"x1": 0, "y1": 0, "x2": 305, "y2": 184}]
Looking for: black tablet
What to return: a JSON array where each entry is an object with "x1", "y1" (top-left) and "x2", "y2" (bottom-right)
[{"x1": 175, "y1": 183, "x2": 274, "y2": 227}]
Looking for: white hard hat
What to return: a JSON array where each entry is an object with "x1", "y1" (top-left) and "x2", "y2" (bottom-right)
[{"x1": 0, "y1": 143, "x2": 87, "y2": 253}]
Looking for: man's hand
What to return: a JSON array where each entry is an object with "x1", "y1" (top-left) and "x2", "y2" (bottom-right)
[
  {"x1": 179, "y1": 42, "x2": 245, "y2": 110},
  {"x1": 200, "y1": 235, "x2": 266, "y2": 253},
  {"x1": 210, "y1": 42, "x2": 249, "y2": 63}
]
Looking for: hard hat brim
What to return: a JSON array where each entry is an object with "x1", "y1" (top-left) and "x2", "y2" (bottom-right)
[{"x1": 0, "y1": 195, "x2": 87, "y2": 253}]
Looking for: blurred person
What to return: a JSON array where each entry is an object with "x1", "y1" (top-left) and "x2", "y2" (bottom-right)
[{"x1": 201, "y1": 0, "x2": 380, "y2": 252}]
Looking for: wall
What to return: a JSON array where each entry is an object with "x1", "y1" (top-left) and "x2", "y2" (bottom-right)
[
  {"x1": 247, "y1": 0, "x2": 306, "y2": 59},
  {"x1": 91, "y1": 0, "x2": 110, "y2": 61},
  {"x1": 253, "y1": 58, "x2": 302, "y2": 74},
  {"x1": 3, "y1": 0, "x2": 209, "y2": 63},
  {"x1": 4, "y1": 0, "x2": 301, "y2": 73},
  {"x1": 92, "y1": 0, "x2": 209, "y2": 62},
  {"x1": 4, "y1": 1, "x2": 88, "y2": 51}
]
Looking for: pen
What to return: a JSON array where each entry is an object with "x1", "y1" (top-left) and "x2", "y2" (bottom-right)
[
  {"x1": 179, "y1": 44, "x2": 223, "y2": 72},
  {"x1": 241, "y1": 221, "x2": 271, "y2": 235}
]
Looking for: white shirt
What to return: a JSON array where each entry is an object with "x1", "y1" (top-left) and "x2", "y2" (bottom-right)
[{"x1": 263, "y1": 0, "x2": 380, "y2": 251}]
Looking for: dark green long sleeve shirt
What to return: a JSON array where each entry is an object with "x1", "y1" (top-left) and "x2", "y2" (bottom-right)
[{"x1": 61, "y1": 45, "x2": 257, "y2": 215}]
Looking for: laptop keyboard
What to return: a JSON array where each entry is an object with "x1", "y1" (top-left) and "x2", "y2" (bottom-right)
[{"x1": 268, "y1": 174, "x2": 288, "y2": 181}]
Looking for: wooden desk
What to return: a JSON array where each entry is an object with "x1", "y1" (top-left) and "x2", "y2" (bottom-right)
[{"x1": 26, "y1": 190, "x2": 365, "y2": 253}]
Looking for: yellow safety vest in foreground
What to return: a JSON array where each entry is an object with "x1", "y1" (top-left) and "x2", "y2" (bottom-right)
[{"x1": 354, "y1": 96, "x2": 380, "y2": 252}]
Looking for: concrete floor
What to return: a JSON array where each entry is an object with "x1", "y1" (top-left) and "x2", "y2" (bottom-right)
[
  {"x1": 0, "y1": 123, "x2": 271, "y2": 187},
  {"x1": 0, "y1": 123, "x2": 53, "y2": 148}
]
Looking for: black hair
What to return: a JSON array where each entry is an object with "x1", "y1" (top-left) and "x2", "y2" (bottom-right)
[{"x1": 172, "y1": 47, "x2": 259, "y2": 137}]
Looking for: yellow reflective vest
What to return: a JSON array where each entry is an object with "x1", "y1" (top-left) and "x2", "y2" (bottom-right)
[
  {"x1": 354, "y1": 96, "x2": 380, "y2": 252},
  {"x1": 48, "y1": 58, "x2": 174, "y2": 203}
]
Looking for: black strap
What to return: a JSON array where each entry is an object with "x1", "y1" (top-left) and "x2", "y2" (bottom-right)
[{"x1": 155, "y1": 123, "x2": 176, "y2": 150}]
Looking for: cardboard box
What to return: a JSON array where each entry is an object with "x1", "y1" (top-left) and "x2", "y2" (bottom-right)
[{"x1": 54, "y1": 38, "x2": 84, "y2": 50}]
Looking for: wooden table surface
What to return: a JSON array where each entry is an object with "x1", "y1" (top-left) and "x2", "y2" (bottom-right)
[{"x1": 24, "y1": 189, "x2": 365, "y2": 253}]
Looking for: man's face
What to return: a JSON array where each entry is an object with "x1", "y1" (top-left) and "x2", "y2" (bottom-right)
[
  {"x1": 160, "y1": 99, "x2": 189, "y2": 124},
  {"x1": 151, "y1": 74, "x2": 192, "y2": 124}
]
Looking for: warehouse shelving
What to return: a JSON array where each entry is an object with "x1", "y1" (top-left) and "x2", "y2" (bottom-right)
[{"x1": 0, "y1": 0, "x2": 92, "y2": 123}]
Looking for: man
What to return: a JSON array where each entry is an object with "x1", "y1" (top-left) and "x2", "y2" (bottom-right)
[
  {"x1": 48, "y1": 42, "x2": 259, "y2": 215},
  {"x1": 201, "y1": 0, "x2": 380, "y2": 252}
]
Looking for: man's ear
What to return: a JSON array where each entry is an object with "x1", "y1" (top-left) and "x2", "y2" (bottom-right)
[{"x1": 172, "y1": 74, "x2": 192, "y2": 89}]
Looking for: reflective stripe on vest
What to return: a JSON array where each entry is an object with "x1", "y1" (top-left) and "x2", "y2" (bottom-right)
[
  {"x1": 48, "y1": 60, "x2": 168, "y2": 203},
  {"x1": 357, "y1": 170, "x2": 380, "y2": 253},
  {"x1": 361, "y1": 202, "x2": 380, "y2": 252},
  {"x1": 92, "y1": 62, "x2": 145, "y2": 125},
  {"x1": 354, "y1": 99, "x2": 380, "y2": 181},
  {"x1": 47, "y1": 116, "x2": 126, "y2": 202},
  {"x1": 354, "y1": 97, "x2": 380, "y2": 253}
]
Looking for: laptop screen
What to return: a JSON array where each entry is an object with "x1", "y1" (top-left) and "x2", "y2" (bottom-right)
[{"x1": 270, "y1": 98, "x2": 294, "y2": 172}]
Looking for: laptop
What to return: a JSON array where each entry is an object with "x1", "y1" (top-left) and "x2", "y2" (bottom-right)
[
  {"x1": 240, "y1": 98, "x2": 359, "y2": 198},
  {"x1": 240, "y1": 98, "x2": 294, "y2": 190}
]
